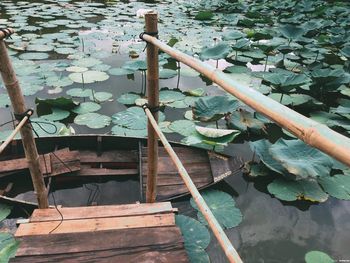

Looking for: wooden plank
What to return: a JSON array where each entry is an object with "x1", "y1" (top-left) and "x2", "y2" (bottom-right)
[
  {"x1": 142, "y1": 172, "x2": 212, "y2": 186},
  {"x1": 0, "y1": 153, "x2": 51, "y2": 174},
  {"x1": 11, "y1": 249, "x2": 189, "y2": 263},
  {"x1": 142, "y1": 159, "x2": 211, "y2": 174},
  {"x1": 30, "y1": 202, "x2": 174, "y2": 222},
  {"x1": 15, "y1": 226, "x2": 183, "y2": 256},
  {"x1": 79, "y1": 150, "x2": 138, "y2": 163},
  {"x1": 143, "y1": 146, "x2": 205, "y2": 157},
  {"x1": 208, "y1": 151, "x2": 235, "y2": 183},
  {"x1": 76, "y1": 167, "x2": 138, "y2": 177},
  {"x1": 49, "y1": 150, "x2": 80, "y2": 176},
  {"x1": 15, "y1": 213, "x2": 175, "y2": 236}
]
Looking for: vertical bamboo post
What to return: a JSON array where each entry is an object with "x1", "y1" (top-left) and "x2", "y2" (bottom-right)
[
  {"x1": 145, "y1": 12, "x2": 159, "y2": 203},
  {"x1": 0, "y1": 29, "x2": 49, "y2": 208}
]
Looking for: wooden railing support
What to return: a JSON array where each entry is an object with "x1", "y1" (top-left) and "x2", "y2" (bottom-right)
[
  {"x1": 144, "y1": 12, "x2": 159, "y2": 203},
  {"x1": 0, "y1": 29, "x2": 49, "y2": 208},
  {"x1": 143, "y1": 106, "x2": 242, "y2": 263}
]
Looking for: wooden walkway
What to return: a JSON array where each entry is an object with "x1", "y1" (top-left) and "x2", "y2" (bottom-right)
[{"x1": 10, "y1": 202, "x2": 189, "y2": 262}]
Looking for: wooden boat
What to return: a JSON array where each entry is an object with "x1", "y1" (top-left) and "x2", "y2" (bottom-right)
[{"x1": 0, "y1": 135, "x2": 242, "y2": 204}]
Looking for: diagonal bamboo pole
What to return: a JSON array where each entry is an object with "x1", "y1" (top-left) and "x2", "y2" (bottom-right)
[
  {"x1": 143, "y1": 106, "x2": 242, "y2": 263},
  {"x1": 142, "y1": 34, "x2": 350, "y2": 167},
  {"x1": 144, "y1": 12, "x2": 159, "y2": 203},
  {"x1": 0, "y1": 29, "x2": 49, "y2": 208}
]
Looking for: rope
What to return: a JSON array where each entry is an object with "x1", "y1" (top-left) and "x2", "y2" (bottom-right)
[
  {"x1": 0, "y1": 28, "x2": 12, "y2": 39},
  {"x1": 139, "y1": 31, "x2": 159, "y2": 52},
  {"x1": 141, "y1": 103, "x2": 160, "y2": 113}
]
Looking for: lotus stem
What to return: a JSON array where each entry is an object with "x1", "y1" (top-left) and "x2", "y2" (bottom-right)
[{"x1": 264, "y1": 55, "x2": 269, "y2": 72}]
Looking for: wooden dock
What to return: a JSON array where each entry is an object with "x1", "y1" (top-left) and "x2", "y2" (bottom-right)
[{"x1": 10, "y1": 202, "x2": 189, "y2": 262}]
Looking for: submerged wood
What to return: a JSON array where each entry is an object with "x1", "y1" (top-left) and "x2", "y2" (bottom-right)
[
  {"x1": 145, "y1": 12, "x2": 160, "y2": 203},
  {"x1": 0, "y1": 31, "x2": 49, "y2": 208},
  {"x1": 144, "y1": 108, "x2": 242, "y2": 263},
  {"x1": 142, "y1": 34, "x2": 350, "y2": 168}
]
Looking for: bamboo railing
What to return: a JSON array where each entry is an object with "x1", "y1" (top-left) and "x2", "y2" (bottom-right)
[{"x1": 141, "y1": 34, "x2": 350, "y2": 168}]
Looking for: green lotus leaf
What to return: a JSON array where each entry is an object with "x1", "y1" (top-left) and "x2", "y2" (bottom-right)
[
  {"x1": 74, "y1": 113, "x2": 111, "y2": 129},
  {"x1": 169, "y1": 120, "x2": 196, "y2": 136},
  {"x1": 108, "y1": 67, "x2": 134, "y2": 76},
  {"x1": 66, "y1": 66, "x2": 88, "y2": 73},
  {"x1": 193, "y1": 96, "x2": 239, "y2": 122},
  {"x1": 159, "y1": 90, "x2": 186, "y2": 104},
  {"x1": 0, "y1": 204, "x2": 12, "y2": 222},
  {"x1": 41, "y1": 108, "x2": 70, "y2": 121},
  {"x1": 184, "y1": 88, "x2": 205, "y2": 97},
  {"x1": 122, "y1": 60, "x2": 147, "y2": 71},
  {"x1": 224, "y1": 65, "x2": 251, "y2": 74},
  {"x1": 279, "y1": 24, "x2": 306, "y2": 40},
  {"x1": 19, "y1": 52, "x2": 49, "y2": 60},
  {"x1": 318, "y1": 174, "x2": 350, "y2": 200},
  {"x1": 30, "y1": 117, "x2": 66, "y2": 137},
  {"x1": 117, "y1": 93, "x2": 141, "y2": 105},
  {"x1": 228, "y1": 109, "x2": 266, "y2": 132},
  {"x1": 68, "y1": 70, "x2": 109, "y2": 84},
  {"x1": 180, "y1": 67, "x2": 200, "y2": 77},
  {"x1": 232, "y1": 38, "x2": 250, "y2": 50},
  {"x1": 268, "y1": 177, "x2": 328, "y2": 202},
  {"x1": 72, "y1": 57, "x2": 102, "y2": 68},
  {"x1": 66, "y1": 88, "x2": 93, "y2": 98},
  {"x1": 262, "y1": 71, "x2": 310, "y2": 90},
  {"x1": 72, "y1": 102, "x2": 101, "y2": 114},
  {"x1": 311, "y1": 68, "x2": 343, "y2": 80},
  {"x1": 182, "y1": 130, "x2": 239, "y2": 147},
  {"x1": 340, "y1": 45, "x2": 350, "y2": 58},
  {"x1": 194, "y1": 11, "x2": 214, "y2": 21},
  {"x1": 200, "y1": 43, "x2": 231, "y2": 60},
  {"x1": 223, "y1": 30, "x2": 245, "y2": 40},
  {"x1": 55, "y1": 47, "x2": 76, "y2": 55},
  {"x1": 0, "y1": 233, "x2": 19, "y2": 263},
  {"x1": 111, "y1": 125, "x2": 147, "y2": 138},
  {"x1": 167, "y1": 100, "x2": 188, "y2": 109},
  {"x1": 305, "y1": 251, "x2": 334, "y2": 263},
  {"x1": 270, "y1": 139, "x2": 333, "y2": 178},
  {"x1": 112, "y1": 106, "x2": 165, "y2": 130},
  {"x1": 175, "y1": 215, "x2": 210, "y2": 263},
  {"x1": 90, "y1": 91, "x2": 113, "y2": 102},
  {"x1": 159, "y1": 121, "x2": 173, "y2": 133},
  {"x1": 27, "y1": 44, "x2": 54, "y2": 52},
  {"x1": 190, "y1": 189, "x2": 243, "y2": 229},
  {"x1": 35, "y1": 97, "x2": 79, "y2": 110},
  {"x1": 159, "y1": 68, "x2": 178, "y2": 79},
  {"x1": 195, "y1": 126, "x2": 239, "y2": 138}
]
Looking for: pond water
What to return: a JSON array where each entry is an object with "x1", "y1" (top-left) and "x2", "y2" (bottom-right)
[{"x1": 0, "y1": 0, "x2": 350, "y2": 262}]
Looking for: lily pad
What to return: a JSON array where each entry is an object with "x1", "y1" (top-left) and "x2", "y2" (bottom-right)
[
  {"x1": 267, "y1": 177, "x2": 328, "y2": 202},
  {"x1": 200, "y1": 43, "x2": 231, "y2": 60},
  {"x1": 68, "y1": 71, "x2": 109, "y2": 84},
  {"x1": 19, "y1": 52, "x2": 49, "y2": 60},
  {"x1": 190, "y1": 189, "x2": 243, "y2": 229},
  {"x1": 193, "y1": 96, "x2": 239, "y2": 122},
  {"x1": 195, "y1": 11, "x2": 214, "y2": 21},
  {"x1": 108, "y1": 67, "x2": 134, "y2": 76},
  {"x1": 279, "y1": 24, "x2": 306, "y2": 40},
  {"x1": 159, "y1": 69, "x2": 178, "y2": 79},
  {"x1": 169, "y1": 120, "x2": 196, "y2": 136},
  {"x1": 305, "y1": 251, "x2": 334, "y2": 263},
  {"x1": 90, "y1": 92, "x2": 113, "y2": 102},
  {"x1": 0, "y1": 204, "x2": 12, "y2": 222},
  {"x1": 318, "y1": 174, "x2": 350, "y2": 200},
  {"x1": 0, "y1": 233, "x2": 19, "y2": 263},
  {"x1": 117, "y1": 93, "x2": 141, "y2": 105},
  {"x1": 159, "y1": 90, "x2": 186, "y2": 104},
  {"x1": 74, "y1": 113, "x2": 111, "y2": 129},
  {"x1": 72, "y1": 102, "x2": 101, "y2": 114},
  {"x1": 228, "y1": 109, "x2": 266, "y2": 132},
  {"x1": 175, "y1": 215, "x2": 210, "y2": 263},
  {"x1": 66, "y1": 88, "x2": 93, "y2": 98},
  {"x1": 195, "y1": 126, "x2": 239, "y2": 138},
  {"x1": 41, "y1": 108, "x2": 70, "y2": 121}
]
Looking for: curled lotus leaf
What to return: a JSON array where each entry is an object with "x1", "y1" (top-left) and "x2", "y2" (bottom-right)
[
  {"x1": 200, "y1": 43, "x2": 231, "y2": 61},
  {"x1": 195, "y1": 126, "x2": 239, "y2": 138}
]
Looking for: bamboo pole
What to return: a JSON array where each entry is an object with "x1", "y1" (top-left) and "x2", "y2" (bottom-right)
[
  {"x1": 145, "y1": 12, "x2": 159, "y2": 203},
  {"x1": 0, "y1": 30, "x2": 49, "y2": 208},
  {"x1": 142, "y1": 34, "x2": 350, "y2": 167},
  {"x1": 144, "y1": 107, "x2": 242, "y2": 263},
  {"x1": 0, "y1": 110, "x2": 33, "y2": 154}
]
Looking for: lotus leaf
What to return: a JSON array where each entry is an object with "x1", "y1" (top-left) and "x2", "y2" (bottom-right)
[
  {"x1": 108, "y1": 67, "x2": 134, "y2": 76},
  {"x1": 159, "y1": 90, "x2": 186, "y2": 104},
  {"x1": 30, "y1": 118, "x2": 66, "y2": 137},
  {"x1": 190, "y1": 189, "x2": 243, "y2": 229},
  {"x1": 117, "y1": 93, "x2": 141, "y2": 105},
  {"x1": 195, "y1": 126, "x2": 239, "y2": 138},
  {"x1": 318, "y1": 174, "x2": 350, "y2": 200},
  {"x1": 74, "y1": 113, "x2": 111, "y2": 129},
  {"x1": 305, "y1": 251, "x2": 334, "y2": 263},
  {"x1": 311, "y1": 68, "x2": 343, "y2": 80},
  {"x1": 112, "y1": 107, "x2": 165, "y2": 130},
  {"x1": 184, "y1": 88, "x2": 205, "y2": 97},
  {"x1": 175, "y1": 215, "x2": 210, "y2": 263},
  {"x1": 69, "y1": 70, "x2": 109, "y2": 84},
  {"x1": 90, "y1": 92, "x2": 113, "y2": 102},
  {"x1": 262, "y1": 71, "x2": 310, "y2": 90},
  {"x1": 193, "y1": 96, "x2": 239, "y2": 122},
  {"x1": 66, "y1": 88, "x2": 93, "y2": 98},
  {"x1": 122, "y1": 60, "x2": 147, "y2": 71},
  {"x1": 340, "y1": 45, "x2": 350, "y2": 58},
  {"x1": 66, "y1": 66, "x2": 88, "y2": 73},
  {"x1": 194, "y1": 11, "x2": 214, "y2": 21},
  {"x1": 182, "y1": 130, "x2": 239, "y2": 147},
  {"x1": 267, "y1": 177, "x2": 328, "y2": 202},
  {"x1": 269, "y1": 139, "x2": 334, "y2": 178},
  {"x1": 159, "y1": 69, "x2": 177, "y2": 79},
  {"x1": 180, "y1": 68, "x2": 200, "y2": 77},
  {"x1": 41, "y1": 108, "x2": 70, "y2": 121},
  {"x1": 72, "y1": 57, "x2": 102, "y2": 68},
  {"x1": 36, "y1": 97, "x2": 79, "y2": 110},
  {"x1": 27, "y1": 44, "x2": 53, "y2": 52},
  {"x1": 19, "y1": 52, "x2": 49, "y2": 60},
  {"x1": 72, "y1": 102, "x2": 101, "y2": 114},
  {"x1": 0, "y1": 204, "x2": 11, "y2": 222},
  {"x1": 228, "y1": 109, "x2": 266, "y2": 132},
  {"x1": 169, "y1": 120, "x2": 196, "y2": 136},
  {"x1": 0, "y1": 233, "x2": 19, "y2": 263},
  {"x1": 200, "y1": 43, "x2": 231, "y2": 61},
  {"x1": 279, "y1": 24, "x2": 306, "y2": 40},
  {"x1": 223, "y1": 30, "x2": 245, "y2": 40}
]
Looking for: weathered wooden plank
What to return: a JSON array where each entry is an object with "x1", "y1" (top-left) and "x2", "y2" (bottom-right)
[
  {"x1": 79, "y1": 150, "x2": 138, "y2": 163},
  {"x1": 30, "y1": 202, "x2": 174, "y2": 222},
  {"x1": 15, "y1": 213, "x2": 175, "y2": 236},
  {"x1": 16, "y1": 226, "x2": 183, "y2": 256},
  {"x1": 142, "y1": 159, "x2": 211, "y2": 174},
  {"x1": 208, "y1": 151, "x2": 235, "y2": 183},
  {"x1": 11, "y1": 249, "x2": 189, "y2": 263},
  {"x1": 76, "y1": 167, "x2": 138, "y2": 177},
  {"x1": 49, "y1": 150, "x2": 80, "y2": 176},
  {"x1": 143, "y1": 146, "x2": 205, "y2": 157},
  {"x1": 156, "y1": 182, "x2": 209, "y2": 197},
  {"x1": 0, "y1": 153, "x2": 51, "y2": 175}
]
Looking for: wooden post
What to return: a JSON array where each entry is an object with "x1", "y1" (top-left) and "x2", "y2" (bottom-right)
[
  {"x1": 145, "y1": 12, "x2": 159, "y2": 203},
  {"x1": 0, "y1": 30, "x2": 49, "y2": 208}
]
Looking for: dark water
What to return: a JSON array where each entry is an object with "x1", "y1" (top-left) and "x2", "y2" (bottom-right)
[{"x1": 0, "y1": 1, "x2": 349, "y2": 262}]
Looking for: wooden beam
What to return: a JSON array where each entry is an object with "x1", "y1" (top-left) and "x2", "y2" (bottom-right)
[{"x1": 144, "y1": 12, "x2": 159, "y2": 203}]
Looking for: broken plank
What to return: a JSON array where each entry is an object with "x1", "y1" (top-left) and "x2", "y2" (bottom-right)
[
  {"x1": 30, "y1": 202, "x2": 174, "y2": 222},
  {"x1": 75, "y1": 167, "x2": 138, "y2": 177},
  {"x1": 15, "y1": 213, "x2": 175, "y2": 236},
  {"x1": 79, "y1": 150, "x2": 138, "y2": 163}
]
